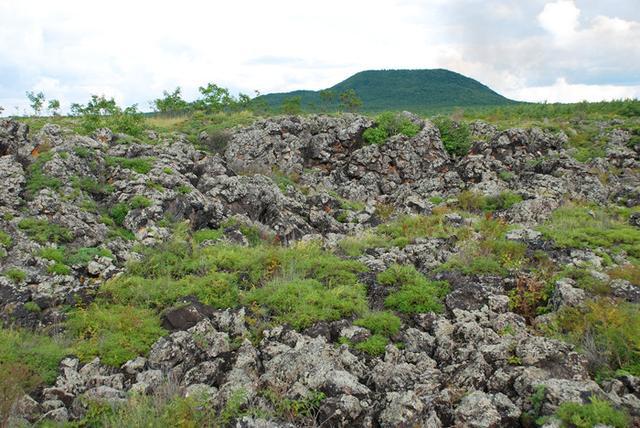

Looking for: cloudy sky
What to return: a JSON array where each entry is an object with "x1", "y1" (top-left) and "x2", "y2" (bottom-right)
[{"x1": 1, "y1": 0, "x2": 639, "y2": 114}]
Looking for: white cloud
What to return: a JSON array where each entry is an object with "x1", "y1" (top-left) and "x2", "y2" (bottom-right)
[
  {"x1": 506, "y1": 77, "x2": 640, "y2": 103},
  {"x1": 538, "y1": 0, "x2": 581, "y2": 42},
  {"x1": 0, "y1": 0, "x2": 638, "y2": 113}
]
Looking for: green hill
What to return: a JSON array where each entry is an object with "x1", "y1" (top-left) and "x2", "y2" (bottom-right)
[{"x1": 258, "y1": 69, "x2": 517, "y2": 113}]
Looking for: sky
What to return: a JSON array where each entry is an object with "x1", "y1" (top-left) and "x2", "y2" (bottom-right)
[{"x1": 1, "y1": 0, "x2": 639, "y2": 114}]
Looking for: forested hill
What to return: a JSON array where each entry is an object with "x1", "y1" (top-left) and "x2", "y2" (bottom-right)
[{"x1": 258, "y1": 69, "x2": 518, "y2": 112}]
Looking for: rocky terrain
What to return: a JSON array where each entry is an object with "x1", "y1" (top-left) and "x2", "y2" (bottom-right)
[{"x1": 1, "y1": 112, "x2": 639, "y2": 427}]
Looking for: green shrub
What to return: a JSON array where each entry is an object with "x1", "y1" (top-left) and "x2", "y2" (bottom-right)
[
  {"x1": 378, "y1": 264, "x2": 449, "y2": 314},
  {"x1": 432, "y1": 116, "x2": 471, "y2": 156},
  {"x1": 66, "y1": 247, "x2": 113, "y2": 266},
  {"x1": 553, "y1": 299, "x2": 640, "y2": 377},
  {"x1": 554, "y1": 397, "x2": 629, "y2": 428},
  {"x1": 245, "y1": 278, "x2": 367, "y2": 330},
  {"x1": 25, "y1": 152, "x2": 62, "y2": 194},
  {"x1": 0, "y1": 328, "x2": 68, "y2": 384},
  {"x1": 129, "y1": 195, "x2": 152, "y2": 209},
  {"x1": 106, "y1": 156, "x2": 154, "y2": 174},
  {"x1": 354, "y1": 311, "x2": 401, "y2": 337},
  {"x1": 38, "y1": 247, "x2": 65, "y2": 263},
  {"x1": 48, "y1": 262, "x2": 71, "y2": 275},
  {"x1": 73, "y1": 146, "x2": 92, "y2": 158},
  {"x1": 67, "y1": 303, "x2": 166, "y2": 367},
  {"x1": 0, "y1": 231, "x2": 13, "y2": 248},
  {"x1": 458, "y1": 190, "x2": 522, "y2": 212},
  {"x1": 3, "y1": 267, "x2": 26, "y2": 283},
  {"x1": 193, "y1": 228, "x2": 224, "y2": 244},
  {"x1": 18, "y1": 218, "x2": 73, "y2": 243},
  {"x1": 109, "y1": 203, "x2": 130, "y2": 226},
  {"x1": 539, "y1": 204, "x2": 640, "y2": 258},
  {"x1": 354, "y1": 334, "x2": 388, "y2": 356},
  {"x1": 363, "y1": 112, "x2": 421, "y2": 145},
  {"x1": 23, "y1": 301, "x2": 41, "y2": 313},
  {"x1": 74, "y1": 95, "x2": 145, "y2": 137},
  {"x1": 72, "y1": 176, "x2": 113, "y2": 195}
]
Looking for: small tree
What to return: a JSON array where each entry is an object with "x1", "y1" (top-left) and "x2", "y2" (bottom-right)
[
  {"x1": 281, "y1": 96, "x2": 302, "y2": 115},
  {"x1": 48, "y1": 99, "x2": 61, "y2": 116},
  {"x1": 319, "y1": 89, "x2": 335, "y2": 111},
  {"x1": 26, "y1": 91, "x2": 45, "y2": 116},
  {"x1": 339, "y1": 89, "x2": 362, "y2": 112},
  {"x1": 152, "y1": 87, "x2": 189, "y2": 114},
  {"x1": 195, "y1": 83, "x2": 233, "y2": 112}
]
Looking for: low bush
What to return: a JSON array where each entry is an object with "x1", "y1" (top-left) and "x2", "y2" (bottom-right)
[
  {"x1": 245, "y1": 277, "x2": 367, "y2": 330},
  {"x1": 508, "y1": 275, "x2": 552, "y2": 323},
  {"x1": 3, "y1": 267, "x2": 26, "y2": 283},
  {"x1": 129, "y1": 195, "x2": 152, "y2": 209},
  {"x1": 354, "y1": 311, "x2": 401, "y2": 337},
  {"x1": 66, "y1": 303, "x2": 166, "y2": 367},
  {"x1": 457, "y1": 190, "x2": 522, "y2": 212},
  {"x1": 539, "y1": 204, "x2": 640, "y2": 258},
  {"x1": 363, "y1": 112, "x2": 421, "y2": 145},
  {"x1": 552, "y1": 298, "x2": 640, "y2": 377},
  {"x1": 432, "y1": 116, "x2": 471, "y2": 156},
  {"x1": 18, "y1": 218, "x2": 73, "y2": 243},
  {"x1": 106, "y1": 156, "x2": 155, "y2": 174},
  {"x1": 26, "y1": 151, "x2": 62, "y2": 195},
  {"x1": 378, "y1": 264, "x2": 449, "y2": 314},
  {"x1": 354, "y1": 334, "x2": 389, "y2": 356},
  {"x1": 554, "y1": 397, "x2": 629, "y2": 428},
  {"x1": 0, "y1": 328, "x2": 68, "y2": 384},
  {"x1": 607, "y1": 263, "x2": 640, "y2": 286}
]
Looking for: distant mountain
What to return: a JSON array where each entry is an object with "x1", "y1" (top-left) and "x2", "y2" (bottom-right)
[{"x1": 258, "y1": 69, "x2": 517, "y2": 112}]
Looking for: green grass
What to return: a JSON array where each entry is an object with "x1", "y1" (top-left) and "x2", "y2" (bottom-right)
[
  {"x1": 106, "y1": 156, "x2": 155, "y2": 174},
  {"x1": 354, "y1": 334, "x2": 389, "y2": 356},
  {"x1": 363, "y1": 112, "x2": 421, "y2": 144},
  {"x1": 129, "y1": 195, "x2": 152, "y2": 209},
  {"x1": 245, "y1": 277, "x2": 367, "y2": 330},
  {"x1": 457, "y1": 190, "x2": 523, "y2": 212},
  {"x1": 552, "y1": 298, "x2": 640, "y2": 377},
  {"x1": 3, "y1": 267, "x2": 26, "y2": 283},
  {"x1": 66, "y1": 303, "x2": 166, "y2": 367},
  {"x1": 432, "y1": 116, "x2": 471, "y2": 156},
  {"x1": 0, "y1": 231, "x2": 13, "y2": 249},
  {"x1": 539, "y1": 204, "x2": 640, "y2": 259},
  {"x1": 18, "y1": 218, "x2": 73, "y2": 244},
  {"x1": 554, "y1": 397, "x2": 629, "y2": 428},
  {"x1": 378, "y1": 264, "x2": 449, "y2": 314},
  {"x1": 25, "y1": 151, "x2": 62, "y2": 194},
  {"x1": 0, "y1": 328, "x2": 68, "y2": 384},
  {"x1": 354, "y1": 311, "x2": 401, "y2": 336}
]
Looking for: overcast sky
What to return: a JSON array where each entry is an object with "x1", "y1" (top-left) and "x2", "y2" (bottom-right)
[{"x1": 1, "y1": 0, "x2": 639, "y2": 114}]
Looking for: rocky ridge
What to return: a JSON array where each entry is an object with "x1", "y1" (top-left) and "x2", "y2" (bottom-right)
[{"x1": 1, "y1": 113, "x2": 639, "y2": 427}]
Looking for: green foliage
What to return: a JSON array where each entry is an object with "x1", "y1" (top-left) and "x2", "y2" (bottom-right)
[
  {"x1": 109, "y1": 202, "x2": 129, "y2": 226},
  {"x1": 66, "y1": 246, "x2": 113, "y2": 266},
  {"x1": 129, "y1": 195, "x2": 152, "y2": 209},
  {"x1": 246, "y1": 277, "x2": 367, "y2": 330},
  {"x1": 195, "y1": 83, "x2": 234, "y2": 113},
  {"x1": 26, "y1": 91, "x2": 45, "y2": 116},
  {"x1": 378, "y1": 264, "x2": 449, "y2": 314},
  {"x1": 193, "y1": 228, "x2": 224, "y2": 244},
  {"x1": 48, "y1": 262, "x2": 71, "y2": 275},
  {"x1": 554, "y1": 397, "x2": 629, "y2": 428},
  {"x1": 457, "y1": 190, "x2": 523, "y2": 212},
  {"x1": 73, "y1": 95, "x2": 145, "y2": 137},
  {"x1": 608, "y1": 264, "x2": 640, "y2": 286},
  {"x1": 47, "y1": 99, "x2": 60, "y2": 116},
  {"x1": 281, "y1": 96, "x2": 302, "y2": 115},
  {"x1": 261, "y1": 389, "x2": 326, "y2": 421},
  {"x1": 23, "y1": 301, "x2": 41, "y2": 312},
  {"x1": 0, "y1": 328, "x2": 68, "y2": 384},
  {"x1": 73, "y1": 146, "x2": 92, "y2": 158},
  {"x1": 0, "y1": 231, "x2": 12, "y2": 249},
  {"x1": 432, "y1": 116, "x2": 471, "y2": 156},
  {"x1": 66, "y1": 303, "x2": 166, "y2": 367},
  {"x1": 339, "y1": 89, "x2": 363, "y2": 112},
  {"x1": 354, "y1": 311, "x2": 401, "y2": 336},
  {"x1": 26, "y1": 151, "x2": 62, "y2": 194},
  {"x1": 354, "y1": 334, "x2": 388, "y2": 356},
  {"x1": 152, "y1": 87, "x2": 190, "y2": 113},
  {"x1": 539, "y1": 204, "x2": 640, "y2": 258},
  {"x1": 363, "y1": 112, "x2": 421, "y2": 144},
  {"x1": 4, "y1": 267, "x2": 26, "y2": 283},
  {"x1": 552, "y1": 299, "x2": 640, "y2": 377},
  {"x1": 72, "y1": 176, "x2": 113, "y2": 195},
  {"x1": 106, "y1": 156, "x2": 155, "y2": 174},
  {"x1": 18, "y1": 218, "x2": 73, "y2": 243}
]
